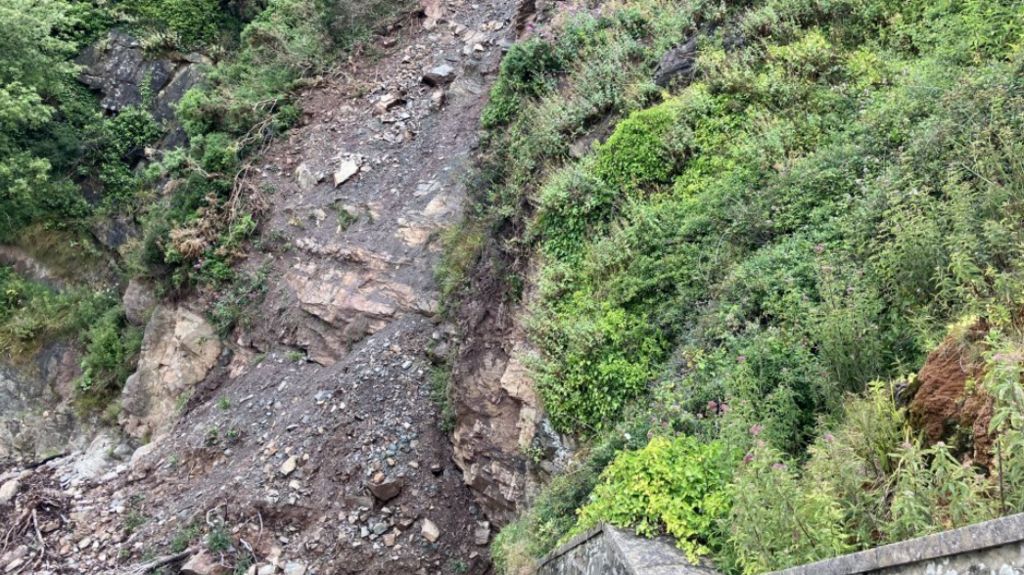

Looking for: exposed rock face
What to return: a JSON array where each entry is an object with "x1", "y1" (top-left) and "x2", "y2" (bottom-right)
[
  {"x1": 0, "y1": 344, "x2": 86, "y2": 464},
  {"x1": 451, "y1": 263, "x2": 541, "y2": 523},
  {"x1": 77, "y1": 31, "x2": 205, "y2": 121},
  {"x1": 77, "y1": 30, "x2": 207, "y2": 152},
  {"x1": 120, "y1": 305, "x2": 222, "y2": 439},
  {"x1": 654, "y1": 37, "x2": 698, "y2": 88},
  {"x1": 909, "y1": 320, "x2": 995, "y2": 466}
]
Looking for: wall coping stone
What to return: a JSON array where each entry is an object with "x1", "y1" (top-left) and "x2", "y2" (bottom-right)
[
  {"x1": 535, "y1": 524, "x2": 719, "y2": 575},
  {"x1": 765, "y1": 512, "x2": 1024, "y2": 575}
]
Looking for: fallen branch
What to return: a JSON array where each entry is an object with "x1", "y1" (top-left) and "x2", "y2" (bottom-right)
[{"x1": 116, "y1": 547, "x2": 195, "y2": 575}]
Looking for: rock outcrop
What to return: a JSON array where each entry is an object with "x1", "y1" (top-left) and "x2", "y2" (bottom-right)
[
  {"x1": 120, "y1": 305, "x2": 222, "y2": 439},
  {"x1": 77, "y1": 30, "x2": 207, "y2": 152}
]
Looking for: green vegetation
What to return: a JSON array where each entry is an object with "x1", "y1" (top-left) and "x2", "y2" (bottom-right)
[
  {"x1": 572, "y1": 436, "x2": 733, "y2": 561},
  {"x1": 429, "y1": 364, "x2": 456, "y2": 433},
  {"x1": 456, "y1": 0, "x2": 1024, "y2": 572}
]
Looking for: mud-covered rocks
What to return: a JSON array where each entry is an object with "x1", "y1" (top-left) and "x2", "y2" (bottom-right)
[{"x1": 120, "y1": 305, "x2": 222, "y2": 439}]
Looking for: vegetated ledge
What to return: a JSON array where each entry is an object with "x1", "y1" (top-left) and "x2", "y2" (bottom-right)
[
  {"x1": 536, "y1": 514, "x2": 1024, "y2": 575},
  {"x1": 766, "y1": 512, "x2": 1024, "y2": 575}
]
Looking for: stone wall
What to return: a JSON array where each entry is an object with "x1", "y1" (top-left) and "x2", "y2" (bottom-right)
[
  {"x1": 537, "y1": 514, "x2": 1024, "y2": 575},
  {"x1": 535, "y1": 524, "x2": 718, "y2": 575},
  {"x1": 767, "y1": 513, "x2": 1024, "y2": 575}
]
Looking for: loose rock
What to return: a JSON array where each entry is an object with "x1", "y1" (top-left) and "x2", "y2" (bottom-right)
[{"x1": 421, "y1": 518, "x2": 440, "y2": 543}]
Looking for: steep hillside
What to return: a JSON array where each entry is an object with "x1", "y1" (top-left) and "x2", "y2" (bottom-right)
[
  {"x1": 437, "y1": 0, "x2": 1024, "y2": 573},
  {"x1": 4, "y1": 0, "x2": 1024, "y2": 574},
  {"x1": 0, "y1": 0, "x2": 523, "y2": 573}
]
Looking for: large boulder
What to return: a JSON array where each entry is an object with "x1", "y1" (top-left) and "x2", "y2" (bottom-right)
[
  {"x1": 122, "y1": 279, "x2": 157, "y2": 326},
  {"x1": 120, "y1": 305, "x2": 221, "y2": 439},
  {"x1": 78, "y1": 31, "x2": 176, "y2": 114}
]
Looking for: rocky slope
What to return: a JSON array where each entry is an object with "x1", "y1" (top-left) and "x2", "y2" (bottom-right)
[{"x1": 0, "y1": 0, "x2": 551, "y2": 573}]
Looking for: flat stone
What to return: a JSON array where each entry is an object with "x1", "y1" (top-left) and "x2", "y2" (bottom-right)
[
  {"x1": 422, "y1": 64, "x2": 455, "y2": 87},
  {"x1": 333, "y1": 159, "x2": 360, "y2": 187},
  {"x1": 295, "y1": 163, "x2": 319, "y2": 191},
  {"x1": 474, "y1": 521, "x2": 490, "y2": 546},
  {"x1": 282, "y1": 562, "x2": 306, "y2": 575}
]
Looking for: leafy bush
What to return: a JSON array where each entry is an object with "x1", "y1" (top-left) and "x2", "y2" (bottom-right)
[
  {"x1": 482, "y1": 39, "x2": 563, "y2": 128},
  {"x1": 0, "y1": 266, "x2": 115, "y2": 360},
  {"x1": 130, "y1": 0, "x2": 226, "y2": 48},
  {"x1": 726, "y1": 441, "x2": 850, "y2": 574},
  {"x1": 572, "y1": 436, "x2": 734, "y2": 561},
  {"x1": 78, "y1": 306, "x2": 143, "y2": 410},
  {"x1": 592, "y1": 99, "x2": 689, "y2": 191},
  {"x1": 533, "y1": 297, "x2": 666, "y2": 432}
]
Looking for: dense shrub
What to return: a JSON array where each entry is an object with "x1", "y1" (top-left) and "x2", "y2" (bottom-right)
[
  {"x1": 468, "y1": 0, "x2": 1024, "y2": 572},
  {"x1": 130, "y1": 0, "x2": 225, "y2": 47},
  {"x1": 572, "y1": 436, "x2": 734, "y2": 560},
  {"x1": 77, "y1": 306, "x2": 143, "y2": 409}
]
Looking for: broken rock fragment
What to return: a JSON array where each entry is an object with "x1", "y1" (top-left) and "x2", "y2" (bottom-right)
[
  {"x1": 421, "y1": 518, "x2": 440, "y2": 543},
  {"x1": 422, "y1": 64, "x2": 455, "y2": 87}
]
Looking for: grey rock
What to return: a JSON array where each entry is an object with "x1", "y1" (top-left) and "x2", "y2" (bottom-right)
[
  {"x1": 653, "y1": 37, "x2": 698, "y2": 88},
  {"x1": 474, "y1": 521, "x2": 490, "y2": 546},
  {"x1": 78, "y1": 31, "x2": 174, "y2": 113},
  {"x1": 422, "y1": 64, "x2": 456, "y2": 87},
  {"x1": 153, "y1": 63, "x2": 203, "y2": 123},
  {"x1": 123, "y1": 279, "x2": 157, "y2": 326}
]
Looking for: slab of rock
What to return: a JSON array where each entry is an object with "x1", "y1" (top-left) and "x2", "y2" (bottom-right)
[
  {"x1": 120, "y1": 305, "x2": 222, "y2": 439},
  {"x1": 333, "y1": 159, "x2": 361, "y2": 187},
  {"x1": 282, "y1": 562, "x2": 306, "y2": 575},
  {"x1": 474, "y1": 521, "x2": 491, "y2": 546},
  {"x1": 181, "y1": 551, "x2": 228, "y2": 575},
  {"x1": 421, "y1": 0, "x2": 443, "y2": 30},
  {"x1": 375, "y1": 93, "x2": 406, "y2": 114},
  {"x1": 421, "y1": 518, "x2": 440, "y2": 543},
  {"x1": 653, "y1": 37, "x2": 698, "y2": 88},
  {"x1": 295, "y1": 163, "x2": 320, "y2": 191},
  {"x1": 78, "y1": 31, "x2": 174, "y2": 113}
]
